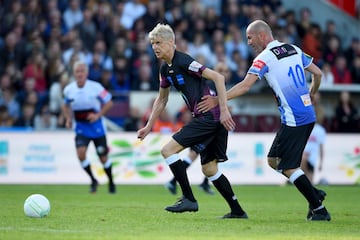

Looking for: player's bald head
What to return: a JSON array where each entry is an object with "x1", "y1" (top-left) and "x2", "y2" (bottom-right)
[{"x1": 247, "y1": 20, "x2": 273, "y2": 36}]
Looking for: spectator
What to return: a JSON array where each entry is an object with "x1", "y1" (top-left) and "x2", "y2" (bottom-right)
[
  {"x1": 88, "y1": 39, "x2": 113, "y2": 71},
  {"x1": 104, "y1": 13, "x2": 126, "y2": 50},
  {"x1": 213, "y1": 61, "x2": 236, "y2": 88},
  {"x1": 0, "y1": 73, "x2": 12, "y2": 94},
  {"x1": 224, "y1": 24, "x2": 249, "y2": 62},
  {"x1": 209, "y1": 42, "x2": 237, "y2": 70},
  {"x1": 334, "y1": 91, "x2": 359, "y2": 132},
  {"x1": 302, "y1": 23, "x2": 323, "y2": 65},
  {"x1": 62, "y1": 38, "x2": 88, "y2": 66},
  {"x1": 23, "y1": 0, "x2": 42, "y2": 34},
  {"x1": 109, "y1": 36, "x2": 133, "y2": 60},
  {"x1": 344, "y1": 37, "x2": 360, "y2": 73},
  {"x1": 22, "y1": 51, "x2": 48, "y2": 103},
  {"x1": 0, "y1": 1, "x2": 23, "y2": 36},
  {"x1": 92, "y1": 0, "x2": 112, "y2": 34},
  {"x1": 140, "y1": 0, "x2": 164, "y2": 33},
  {"x1": 188, "y1": 32, "x2": 213, "y2": 67},
  {"x1": 62, "y1": 0, "x2": 84, "y2": 31},
  {"x1": 99, "y1": 69, "x2": 116, "y2": 91},
  {"x1": 296, "y1": 7, "x2": 313, "y2": 40},
  {"x1": 322, "y1": 20, "x2": 341, "y2": 49},
  {"x1": 43, "y1": 9, "x2": 68, "y2": 42},
  {"x1": 0, "y1": 88, "x2": 20, "y2": 121},
  {"x1": 350, "y1": 56, "x2": 360, "y2": 84},
  {"x1": 88, "y1": 52, "x2": 103, "y2": 82},
  {"x1": 320, "y1": 62, "x2": 334, "y2": 87},
  {"x1": 232, "y1": 56, "x2": 249, "y2": 83},
  {"x1": 17, "y1": 76, "x2": 36, "y2": 105},
  {"x1": 120, "y1": 0, "x2": 147, "y2": 30},
  {"x1": 49, "y1": 72, "x2": 69, "y2": 116},
  {"x1": 24, "y1": 30, "x2": 46, "y2": 61},
  {"x1": 131, "y1": 51, "x2": 157, "y2": 91},
  {"x1": 111, "y1": 56, "x2": 131, "y2": 92},
  {"x1": 331, "y1": 55, "x2": 352, "y2": 84},
  {"x1": 123, "y1": 106, "x2": 142, "y2": 131},
  {"x1": 76, "y1": 8, "x2": 97, "y2": 52},
  {"x1": 46, "y1": 40, "x2": 62, "y2": 61},
  {"x1": 34, "y1": 103, "x2": 57, "y2": 130},
  {"x1": 22, "y1": 90, "x2": 41, "y2": 115},
  {"x1": 164, "y1": 2, "x2": 183, "y2": 25},
  {"x1": 134, "y1": 64, "x2": 158, "y2": 91},
  {"x1": 141, "y1": 97, "x2": 155, "y2": 126},
  {"x1": 323, "y1": 36, "x2": 342, "y2": 65},
  {"x1": 152, "y1": 109, "x2": 177, "y2": 134},
  {"x1": 0, "y1": 105, "x2": 15, "y2": 127},
  {"x1": 46, "y1": 55, "x2": 66, "y2": 85},
  {"x1": 3, "y1": 62, "x2": 22, "y2": 92},
  {"x1": 0, "y1": 31, "x2": 25, "y2": 75},
  {"x1": 210, "y1": 28, "x2": 225, "y2": 50},
  {"x1": 14, "y1": 102, "x2": 36, "y2": 128},
  {"x1": 203, "y1": 5, "x2": 224, "y2": 37},
  {"x1": 221, "y1": 0, "x2": 249, "y2": 31},
  {"x1": 344, "y1": 37, "x2": 360, "y2": 83}
]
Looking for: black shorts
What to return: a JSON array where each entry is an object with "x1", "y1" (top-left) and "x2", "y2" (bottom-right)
[
  {"x1": 172, "y1": 118, "x2": 228, "y2": 165},
  {"x1": 75, "y1": 134, "x2": 109, "y2": 156},
  {"x1": 267, "y1": 122, "x2": 314, "y2": 171}
]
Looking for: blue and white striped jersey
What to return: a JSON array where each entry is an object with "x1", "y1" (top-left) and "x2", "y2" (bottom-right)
[{"x1": 248, "y1": 40, "x2": 316, "y2": 126}]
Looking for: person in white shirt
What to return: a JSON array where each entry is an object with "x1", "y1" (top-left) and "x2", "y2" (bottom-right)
[
  {"x1": 62, "y1": 0, "x2": 83, "y2": 30},
  {"x1": 198, "y1": 20, "x2": 330, "y2": 221},
  {"x1": 301, "y1": 92, "x2": 326, "y2": 183},
  {"x1": 301, "y1": 122, "x2": 326, "y2": 183},
  {"x1": 62, "y1": 61, "x2": 115, "y2": 194}
]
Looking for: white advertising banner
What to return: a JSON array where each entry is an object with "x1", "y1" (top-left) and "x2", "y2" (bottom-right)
[{"x1": 0, "y1": 132, "x2": 359, "y2": 185}]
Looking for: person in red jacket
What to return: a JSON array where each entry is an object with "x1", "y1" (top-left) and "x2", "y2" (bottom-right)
[{"x1": 331, "y1": 55, "x2": 352, "y2": 84}]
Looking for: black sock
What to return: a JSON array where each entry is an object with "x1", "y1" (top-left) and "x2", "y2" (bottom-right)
[
  {"x1": 293, "y1": 174, "x2": 321, "y2": 209},
  {"x1": 312, "y1": 186, "x2": 323, "y2": 196},
  {"x1": 212, "y1": 174, "x2": 245, "y2": 215},
  {"x1": 202, "y1": 177, "x2": 209, "y2": 185},
  {"x1": 83, "y1": 165, "x2": 97, "y2": 183},
  {"x1": 104, "y1": 165, "x2": 114, "y2": 184},
  {"x1": 170, "y1": 178, "x2": 176, "y2": 185},
  {"x1": 169, "y1": 160, "x2": 196, "y2": 202},
  {"x1": 170, "y1": 159, "x2": 191, "y2": 185}
]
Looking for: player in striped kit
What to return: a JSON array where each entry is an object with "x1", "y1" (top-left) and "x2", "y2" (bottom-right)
[
  {"x1": 62, "y1": 61, "x2": 115, "y2": 194},
  {"x1": 198, "y1": 20, "x2": 330, "y2": 221}
]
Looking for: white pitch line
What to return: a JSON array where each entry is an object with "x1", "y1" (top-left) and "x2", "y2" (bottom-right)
[{"x1": 0, "y1": 226, "x2": 91, "y2": 233}]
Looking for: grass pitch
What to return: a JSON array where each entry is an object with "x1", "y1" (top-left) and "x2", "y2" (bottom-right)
[{"x1": 0, "y1": 184, "x2": 359, "y2": 240}]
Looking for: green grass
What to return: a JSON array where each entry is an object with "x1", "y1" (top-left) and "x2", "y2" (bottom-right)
[{"x1": 0, "y1": 184, "x2": 359, "y2": 240}]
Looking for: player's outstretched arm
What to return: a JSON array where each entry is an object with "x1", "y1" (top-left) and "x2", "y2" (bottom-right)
[{"x1": 197, "y1": 73, "x2": 258, "y2": 113}]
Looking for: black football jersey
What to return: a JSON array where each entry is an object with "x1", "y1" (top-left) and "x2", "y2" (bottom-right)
[{"x1": 160, "y1": 50, "x2": 220, "y2": 120}]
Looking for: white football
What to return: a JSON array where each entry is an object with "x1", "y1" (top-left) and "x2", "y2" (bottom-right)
[{"x1": 24, "y1": 194, "x2": 51, "y2": 218}]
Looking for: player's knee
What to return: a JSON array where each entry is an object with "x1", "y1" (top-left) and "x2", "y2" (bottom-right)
[
  {"x1": 201, "y1": 160, "x2": 217, "y2": 177},
  {"x1": 160, "y1": 146, "x2": 174, "y2": 158},
  {"x1": 96, "y1": 145, "x2": 108, "y2": 156},
  {"x1": 161, "y1": 140, "x2": 183, "y2": 158},
  {"x1": 268, "y1": 157, "x2": 281, "y2": 170},
  {"x1": 77, "y1": 146, "x2": 87, "y2": 159}
]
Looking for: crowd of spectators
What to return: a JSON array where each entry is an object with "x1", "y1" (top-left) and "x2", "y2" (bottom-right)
[{"x1": 0, "y1": 0, "x2": 359, "y2": 132}]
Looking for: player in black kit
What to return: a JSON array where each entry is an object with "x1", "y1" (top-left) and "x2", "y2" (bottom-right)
[{"x1": 137, "y1": 23, "x2": 248, "y2": 218}]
